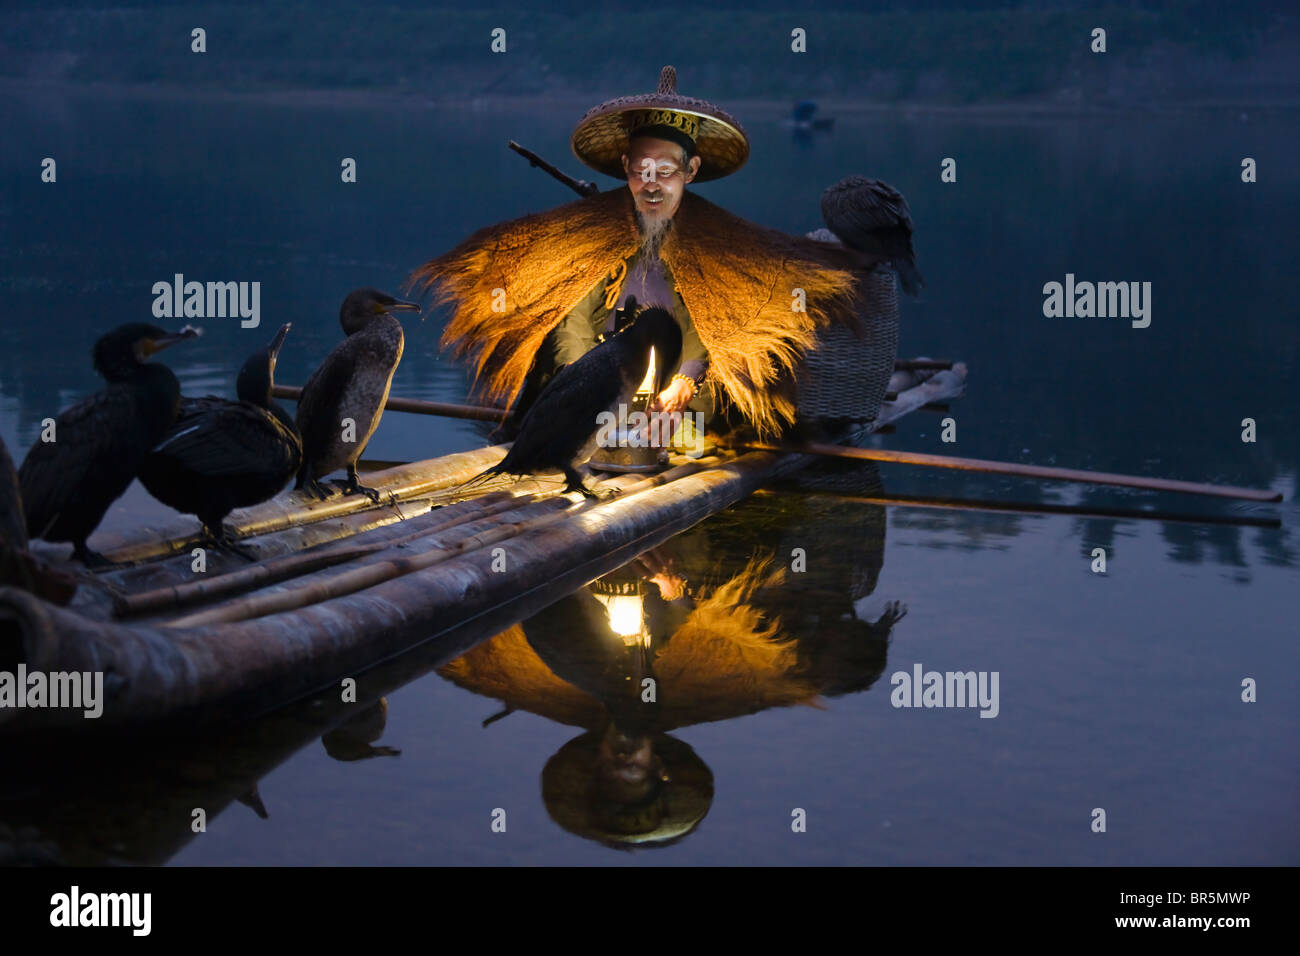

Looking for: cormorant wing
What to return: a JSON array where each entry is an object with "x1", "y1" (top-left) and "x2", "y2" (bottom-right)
[
  {"x1": 821, "y1": 176, "x2": 925, "y2": 294},
  {"x1": 152, "y1": 402, "x2": 302, "y2": 479},
  {"x1": 505, "y1": 343, "x2": 628, "y2": 468},
  {"x1": 17, "y1": 388, "x2": 139, "y2": 538},
  {"x1": 295, "y1": 346, "x2": 357, "y2": 462},
  {"x1": 822, "y1": 177, "x2": 915, "y2": 240}
]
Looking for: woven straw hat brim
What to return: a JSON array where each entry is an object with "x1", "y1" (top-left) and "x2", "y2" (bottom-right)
[
  {"x1": 572, "y1": 67, "x2": 749, "y2": 182},
  {"x1": 542, "y1": 732, "x2": 714, "y2": 846}
]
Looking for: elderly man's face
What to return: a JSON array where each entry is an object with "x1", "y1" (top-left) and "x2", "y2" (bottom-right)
[
  {"x1": 596, "y1": 725, "x2": 663, "y2": 804},
  {"x1": 621, "y1": 136, "x2": 702, "y2": 223}
]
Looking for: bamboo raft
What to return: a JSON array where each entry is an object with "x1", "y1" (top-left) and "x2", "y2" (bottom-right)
[{"x1": 0, "y1": 364, "x2": 970, "y2": 736}]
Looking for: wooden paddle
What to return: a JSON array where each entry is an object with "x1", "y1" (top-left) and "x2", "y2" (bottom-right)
[{"x1": 741, "y1": 441, "x2": 1283, "y2": 503}]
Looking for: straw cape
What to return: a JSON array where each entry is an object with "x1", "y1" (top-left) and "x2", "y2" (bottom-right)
[{"x1": 409, "y1": 186, "x2": 882, "y2": 435}]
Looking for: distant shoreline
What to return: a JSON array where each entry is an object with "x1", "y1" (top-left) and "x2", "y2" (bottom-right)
[{"x1": 5, "y1": 78, "x2": 1296, "y2": 119}]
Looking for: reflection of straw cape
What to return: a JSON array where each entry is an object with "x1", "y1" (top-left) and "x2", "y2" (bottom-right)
[
  {"x1": 410, "y1": 188, "x2": 879, "y2": 435},
  {"x1": 439, "y1": 558, "x2": 820, "y2": 728}
]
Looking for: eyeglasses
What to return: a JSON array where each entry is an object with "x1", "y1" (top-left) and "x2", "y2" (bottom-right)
[{"x1": 636, "y1": 158, "x2": 683, "y2": 183}]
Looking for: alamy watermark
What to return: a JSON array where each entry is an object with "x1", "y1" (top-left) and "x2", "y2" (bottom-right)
[
  {"x1": 50, "y1": 886, "x2": 150, "y2": 936},
  {"x1": 0, "y1": 665, "x2": 104, "y2": 719},
  {"x1": 1042, "y1": 273, "x2": 1151, "y2": 328},
  {"x1": 594, "y1": 406, "x2": 705, "y2": 453},
  {"x1": 890, "y1": 663, "x2": 999, "y2": 718},
  {"x1": 152, "y1": 273, "x2": 260, "y2": 328}
]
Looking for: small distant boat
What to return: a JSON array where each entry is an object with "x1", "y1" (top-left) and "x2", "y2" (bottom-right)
[{"x1": 788, "y1": 100, "x2": 834, "y2": 132}]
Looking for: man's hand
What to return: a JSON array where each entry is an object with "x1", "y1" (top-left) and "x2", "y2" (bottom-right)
[
  {"x1": 649, "y1": 378, "x2": 694, "y2": 417},
  {"x1": 648, "y1": 572, "x2": 687, "y2": 602}
]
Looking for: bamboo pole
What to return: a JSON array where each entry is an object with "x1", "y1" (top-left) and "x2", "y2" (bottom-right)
[
  {"x1": 810, "y1": 363, "x2": 1279, "y2": 502},
  {"x1": 744, "y1": 441, "x2": 1283, "y2": 502},
  {"x1": 79, "y1": 492, "x2": 475, "y2": 619},
  {"x1": 164, "y1": 457, "x2": 720, "y2": 628},
  {"x1": 165, "y1": 496, "x2": 579, "y2": 628},
  {"x1": 87, "y1": 444, "x2": 513, "y2": 565},
  {"x1": 101, "y1": 447, "x2": 723, "y2": 616},
  {"x1": 113, "y1": 491, "x2": 531, "y2": 618},
  {"x1": 272, "y1": 385, "x2": 511, "y2": 424},
  {"x1": 894, "y1": 359, "x2": 953, "y2": 371},
  {"x1": 99, "y1": 494, "x2": 433, "y2": 594},
  {"x1": 758, "y1": 488, "x2": 1283, "y2": 527},
  {"x1": 881, "y1": 394, "x2": 948, "y2": 410},
  {"x1": 273, "y1": 363, "x2": 956, "y2": 428}
]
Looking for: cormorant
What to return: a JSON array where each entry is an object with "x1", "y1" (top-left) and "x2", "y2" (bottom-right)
[
  {"x1": 295, "y1": 289, "x2": 420, "y2": 501},
  {"x1": 0, "y1": 434, "x2": 25, "y2": 559},
  {"x1": 0, "y1": 435, "x2": 77, "y2": 603},
  {"x1": 138, "y1": 323, "x2": 302, "y2": 558},
  {"x1": 820, "y1": 175, "x2": 924, "y2": 295},
  {"x1": 18, "y1": 323, "x2": 200, "y2": 567},
  {"x1": 465, "y1": 298, "x2": 682, "y2": 498}
]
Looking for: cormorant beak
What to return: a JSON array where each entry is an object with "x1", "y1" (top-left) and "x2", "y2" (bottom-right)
[
  {"x1": 268, "y1": 323, "x2": 292, "y2": 360},
  {"x1": 237, "y1": 787, "x2": 270, "y2": 820},
  {"x1": 136, "y1": 325, "x2": 202, "y2": 360},
  {"x1": 384, "y1": 299, "x2": 422, "y2": 319}
]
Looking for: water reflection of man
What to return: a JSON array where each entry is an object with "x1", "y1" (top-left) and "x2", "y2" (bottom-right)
[
  {"x1": 439, "y1": 472, "x2": 906, "y2": 847},
  {"x1": 528, "y1": 568, "x2": 709, "y2": 846}
]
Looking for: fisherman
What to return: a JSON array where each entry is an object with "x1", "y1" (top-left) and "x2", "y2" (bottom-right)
[
  {"x1": 517, "y1": 125, "x2": 709, "y2": 439},
  {"x1": 410, "y1": 66, "x2": 884, "y2": 443}
]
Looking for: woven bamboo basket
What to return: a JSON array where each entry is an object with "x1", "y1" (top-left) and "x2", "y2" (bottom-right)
[{"x1": 795, "y1": 229, "x2": 900, "y2": 432}]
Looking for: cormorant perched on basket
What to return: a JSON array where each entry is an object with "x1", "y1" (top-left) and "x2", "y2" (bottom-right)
[
  {"x1": 139, "y1": 323, "x2": 302, "y2": 559},
  {"x1": 295, "y1": 289, "x2": 420, "y2": 502},
  {"x1": 463, "y1": 298, "x2": 682, "y2": 499},
  {"x1": 18, "y1": 323, "x2": 200, "y2": 567},
  {"x1": 0, "y1": 435, "x2": 77, "y2": 603},
  {"x1": 820, "y1": 175, "x2": 924, "y2": 296}
]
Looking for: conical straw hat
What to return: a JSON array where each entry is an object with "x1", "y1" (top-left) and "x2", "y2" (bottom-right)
[
  {"x1": 572, "y1": 65, "x2": 749, "y2": 182},
  {"x1": 542, "y1": 731, "x2": 714, "y2": 847}
]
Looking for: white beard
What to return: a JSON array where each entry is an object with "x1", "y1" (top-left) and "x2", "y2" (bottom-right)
[{"x1": 635, "y1": 210, "x2": 672, "y2": 259}]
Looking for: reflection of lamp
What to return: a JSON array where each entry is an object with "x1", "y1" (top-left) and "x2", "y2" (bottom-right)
[{"x1": 591, "y1": 579, "x2": 649, "y2": 647}]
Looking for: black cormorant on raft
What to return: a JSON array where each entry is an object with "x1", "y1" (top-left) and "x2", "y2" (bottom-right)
[
  {"x1": 295, "y1": 289, "x2": 420, "y2": 502},
  {"x1": 0, "y1": 435, "x2": 76, "y2": 603},
  {"x1": 463, "y1": 299, "x2": 682, "y2": 498},
  {"x1": 18, "y1": 323, "x2": 200, "y2": 567},
  {"x1": 0, "y1": 435, "x2": 28, "y2": 572},
  {"x1": 820, "y1": 175, "x2": 924, "y2": 296},
  {"x1": 139, "y1": 323, "x2": 302, "y2": 559}
]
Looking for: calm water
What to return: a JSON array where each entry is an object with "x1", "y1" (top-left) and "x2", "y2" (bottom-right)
[{"x1": 0, "y1": 89, "x2": 1296, "y2": 865}]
